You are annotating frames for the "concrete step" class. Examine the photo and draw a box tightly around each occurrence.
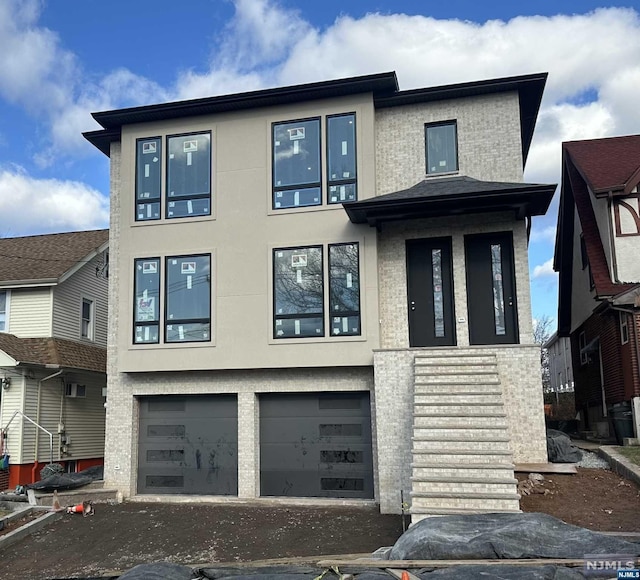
[413,405,506,415]
[412,451,514,464]
[415,393,503,404]
[410,493,521,511]
[412,437,511,453]
[413,417,508,429]
[411,480,518,494]
[415,375,501,386]
[411,507,521,521]
[414,382,503,394]
[412,462,515,470]
[414,354,497,366]
[414,365,500,375]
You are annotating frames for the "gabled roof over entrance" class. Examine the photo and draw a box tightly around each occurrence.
[0,333,106,374]
[343,176,556,227]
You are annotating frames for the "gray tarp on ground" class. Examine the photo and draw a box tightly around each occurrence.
[547,429,583,463]
[119,562,197,580]
[415,564,587,579]
[26,465,104,491]
[388,512,640,560]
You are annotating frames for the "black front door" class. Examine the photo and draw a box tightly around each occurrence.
[406,237,456,347]
[465,231,519,345]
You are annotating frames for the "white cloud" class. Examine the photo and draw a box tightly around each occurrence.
[0,165,109,235]
[530,224,557,244]
[532,258,557,279]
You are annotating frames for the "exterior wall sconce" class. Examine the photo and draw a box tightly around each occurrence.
[1,377,11,390]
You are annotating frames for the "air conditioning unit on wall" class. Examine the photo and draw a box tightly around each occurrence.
[65,383,86,398]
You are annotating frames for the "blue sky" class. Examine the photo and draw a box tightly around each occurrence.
[1,0,640,329]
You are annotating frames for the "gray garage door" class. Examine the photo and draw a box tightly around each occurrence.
[138,395,238,495]
[260,392,374,499]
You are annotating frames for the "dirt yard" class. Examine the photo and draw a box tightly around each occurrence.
[0,467,638,579]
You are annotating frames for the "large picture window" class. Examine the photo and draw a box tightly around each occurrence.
[135,132,212,222]
[426,121,458,175]
[167,133,212,218]
[132,255,211,345]
[165,255,211,342]
[272,113,358,209]
[272,119,321,209]
[273,243,361,339]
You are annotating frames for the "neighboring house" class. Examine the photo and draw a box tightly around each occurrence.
[0,230,109,489]
[554,135,640,443]
[84,71,554,520]
[543,333,574,394]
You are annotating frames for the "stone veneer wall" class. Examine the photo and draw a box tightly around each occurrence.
[103,365,375,498]
[374,346,548,514]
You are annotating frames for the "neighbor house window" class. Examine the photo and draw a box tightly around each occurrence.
[135,132,211,222]
[579,331,587,365]
[273,243,361,339]
[426,121,458,175]
[620,312,629,345]
[134,258,160,344]
[81,298,94,340]
[327,114,357,204]
[0,290,7,332]
[165,255,211,342]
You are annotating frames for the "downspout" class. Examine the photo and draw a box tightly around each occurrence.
[32,368,63,482]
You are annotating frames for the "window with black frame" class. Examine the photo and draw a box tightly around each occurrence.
[135,137,162,221]
[425,121,458,175]
[166,133,211,218]
[165,255,211,342]
[327,114,357,204]
[272,119,321,209]
[273,246,324,338]
[328,243,360,336]
[134,258,160,344]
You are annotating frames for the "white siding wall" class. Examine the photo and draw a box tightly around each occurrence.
[571,214,597,332]
[21,376,41,463]
[0,373,26,464]
[612,195,640,283]
[52,255,109,347]
[7,288,52,337]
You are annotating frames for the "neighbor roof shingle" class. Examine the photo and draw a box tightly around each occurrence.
[564,135,640,194]
[0,333,106,374]
[0,229,108,285]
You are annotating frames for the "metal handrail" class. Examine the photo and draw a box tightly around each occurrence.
[2,410,54,466]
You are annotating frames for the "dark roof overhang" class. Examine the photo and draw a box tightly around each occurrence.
[343,176,556,227]
[374,72,547,167]
[83,72,399,156]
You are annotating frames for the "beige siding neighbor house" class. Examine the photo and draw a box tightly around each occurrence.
[0,230,109,489]
[84,72,555,520]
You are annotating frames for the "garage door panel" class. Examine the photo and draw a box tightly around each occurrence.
[260,392,374,499]
[138,395,238,495]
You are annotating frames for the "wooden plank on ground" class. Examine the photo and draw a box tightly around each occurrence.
[317,558,640,569]
[514,463,577,474]
[386,568,422,579]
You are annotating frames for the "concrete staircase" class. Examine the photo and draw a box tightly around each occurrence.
[410,351,521,522]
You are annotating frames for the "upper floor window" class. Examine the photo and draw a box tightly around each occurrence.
[133,254,211,344]
[81,298,94,340]
[620,312,629,345]
[272,113,357,210]
[135,132,211,222]
[0,290,7,332]
[273,242,360,339]
[425,121,458,175]
[578,331,587,365]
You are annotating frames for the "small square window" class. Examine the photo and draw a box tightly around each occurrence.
[426,121,458,175]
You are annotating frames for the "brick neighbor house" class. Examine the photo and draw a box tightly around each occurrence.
[84,71,555,520]
[554,135,640,443]
[0,230,109,489]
